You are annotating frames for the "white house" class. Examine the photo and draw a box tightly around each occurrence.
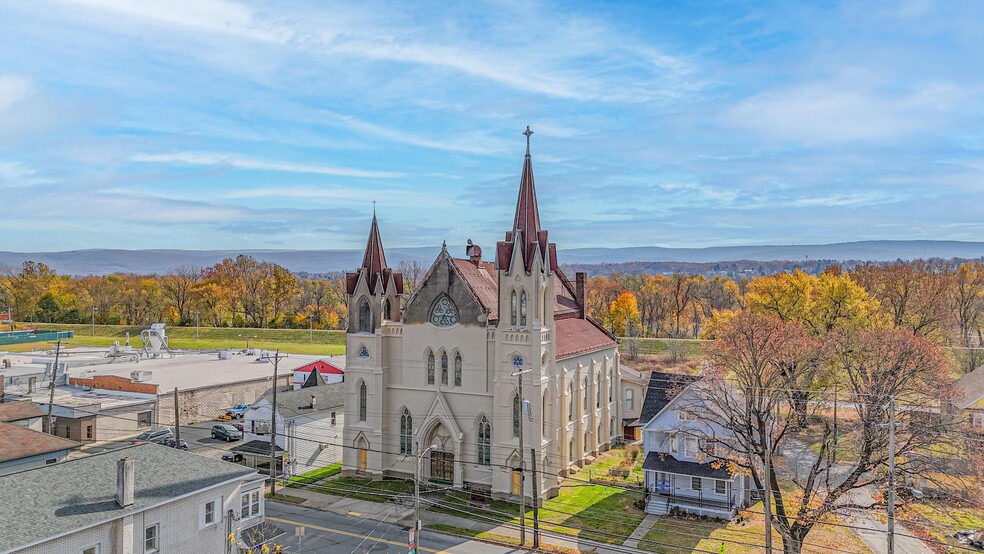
[640,371,749,519]
[243,369,345,477]
[342,133,621,502]
[0,443,266,554]
[0,421,78,475]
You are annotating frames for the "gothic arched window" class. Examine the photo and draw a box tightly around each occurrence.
[383,298,392,320]
[583,377,589,410]
[427,351,435,385]
[430,296,458,327]
[520,290,527,326]
[477,416,491,466]
[513,394,521,437]
[358,297,371,333]
[542,392,548,435]
[596,378,601,408]
[510,291,517,326]
[359,381,367,422]
[400,408,413,455]
[454,353,462,387]
[568,383,574,421]
[440,352,449,385]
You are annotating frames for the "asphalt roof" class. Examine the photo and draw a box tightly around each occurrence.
[638,371,700,426]
[260,380,345,420]
[0,400,44,422]
[642,452,732,480]
[0,422,78,463]
[0,443,256,553]
[954,363,984,409]
[232,440,287,456]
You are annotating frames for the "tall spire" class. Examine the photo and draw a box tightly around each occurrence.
[513,126,541,243]
[361,211,387,278]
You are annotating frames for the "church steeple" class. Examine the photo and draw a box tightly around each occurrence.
[361,210,387,277]
[496,126,557,274]
[513,126,541,245]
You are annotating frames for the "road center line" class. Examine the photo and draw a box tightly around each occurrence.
[265,515,452,554]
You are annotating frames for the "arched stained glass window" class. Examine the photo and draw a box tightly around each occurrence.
[430,296,458,327]
[400,409,413,455]
[427,351,435,385]
[383,298,392,320]
[359,381,367,422]
[568,383,574,421]
[583,377,589,410]
[358,298,371,333]
[441,352,449,385]
[510,291,517,326]
[454,353,462,387]
[542,392,548,435]
[478,416,491,466]
[519,290,527,326]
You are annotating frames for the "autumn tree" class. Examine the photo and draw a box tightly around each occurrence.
[696,310,954,554]
[950,261,984,372]
[851,259,952,338]
[609,291,641,337]
[160,266,201,323]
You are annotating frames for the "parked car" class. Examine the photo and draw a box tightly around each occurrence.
[233,421,244,432]
[226,404,250,419]
[134,428,173,444]
[211,423,243,442]
[221,451,244,463]
[163,438,189,450]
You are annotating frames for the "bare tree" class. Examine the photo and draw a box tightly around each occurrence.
[160,266,201,323]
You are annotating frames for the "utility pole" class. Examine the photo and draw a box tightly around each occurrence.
[270,350,281,496]
[832,384,839,466]
[764,426,773,553]
[531,447,540,548]
[173,387,180,444]
[195,311,200,341]
[887,396,897,554]
[46,340,62,434]
[414,442,437,554]
[513,367,532,547]
[309,318,313,342]
[91,307,97,336]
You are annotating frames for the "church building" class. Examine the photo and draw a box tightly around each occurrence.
[341,129,620,502]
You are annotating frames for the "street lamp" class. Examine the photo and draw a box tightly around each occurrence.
[414,442,439,551]
[91,307,98,337]
[237,334,257,350]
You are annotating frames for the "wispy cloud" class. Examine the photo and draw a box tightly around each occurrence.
[131,152,404,179]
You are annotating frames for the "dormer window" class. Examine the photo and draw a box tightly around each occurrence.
[430,295,458,327]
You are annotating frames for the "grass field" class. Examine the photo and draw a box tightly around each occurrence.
[4,323,346,355]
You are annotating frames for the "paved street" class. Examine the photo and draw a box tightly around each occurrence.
[76,420,242,460]
[265,502,529,554]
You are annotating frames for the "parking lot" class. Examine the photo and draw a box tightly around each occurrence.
[75,419,246,461]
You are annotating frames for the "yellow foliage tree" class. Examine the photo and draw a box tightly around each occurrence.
[609,291,641,336]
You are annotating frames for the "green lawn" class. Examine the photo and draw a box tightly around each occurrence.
[425,524,587,554]
[301,476,413,503]
[287,462,342,486]
[908,501,984,551]
[6,323,345,355]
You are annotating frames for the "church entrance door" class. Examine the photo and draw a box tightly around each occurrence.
[430,451,454,483]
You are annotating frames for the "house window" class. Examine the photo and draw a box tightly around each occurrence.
[513,395,522,437]
[691,477,702,491]
[144,524,158,553]
[358,298,371,333]
[46,458,57,464]
[240,490,261,519]
[331,412,336,425]
[86,425,93,440]
[137,411,152,427]
[519,290,527,326]
[441,352,449,385]
[973,412,984,428]
[670,434,678,454]
[202,499,218,526]
[400,409,413,455]
[82,546,100,554]
[65,427,71,439]
[715,480,727,495]
[252,420,271,434]
[684,437,699,458]
[427,351,435,385]
[625,389,634,411]
[359,382,367,422]
[478,416,491,466]
[454,353,462,387]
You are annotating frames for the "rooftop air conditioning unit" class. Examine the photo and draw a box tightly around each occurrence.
[130,370,153,382]
[218,351,230,360]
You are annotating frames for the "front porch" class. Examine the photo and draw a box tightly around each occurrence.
[642,452,744,520]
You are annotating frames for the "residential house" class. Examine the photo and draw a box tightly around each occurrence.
[0,400,45,431]
[242,369,345,477]
[953,363,984,431]
[0,422,78,474]
[619,365,647,441]
[640,371,748,519]
[0,443,266,554]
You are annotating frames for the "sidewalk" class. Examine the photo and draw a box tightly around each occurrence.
[277,484,631,553]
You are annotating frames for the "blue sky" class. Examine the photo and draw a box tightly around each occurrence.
[1,0,982,252]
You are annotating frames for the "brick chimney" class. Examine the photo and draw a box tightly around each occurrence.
[466,240,483,266]
[116,456,134,508]
[575,272,587,318]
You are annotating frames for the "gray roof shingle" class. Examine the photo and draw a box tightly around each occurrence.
[642,452,732,480]
[0,443,257,553]
[262,381,345,420]
[639,371,699,426]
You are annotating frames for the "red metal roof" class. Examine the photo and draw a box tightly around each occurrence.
[294,360,344,375]
[346,215,403,296]
[555,317,618,360]
[452,258,499,322]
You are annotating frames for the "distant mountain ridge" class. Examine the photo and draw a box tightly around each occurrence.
[1,240,982,276]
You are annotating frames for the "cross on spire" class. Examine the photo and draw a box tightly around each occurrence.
[523,126,533,156]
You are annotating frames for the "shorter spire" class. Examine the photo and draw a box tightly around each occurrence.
[361,212,387,276]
